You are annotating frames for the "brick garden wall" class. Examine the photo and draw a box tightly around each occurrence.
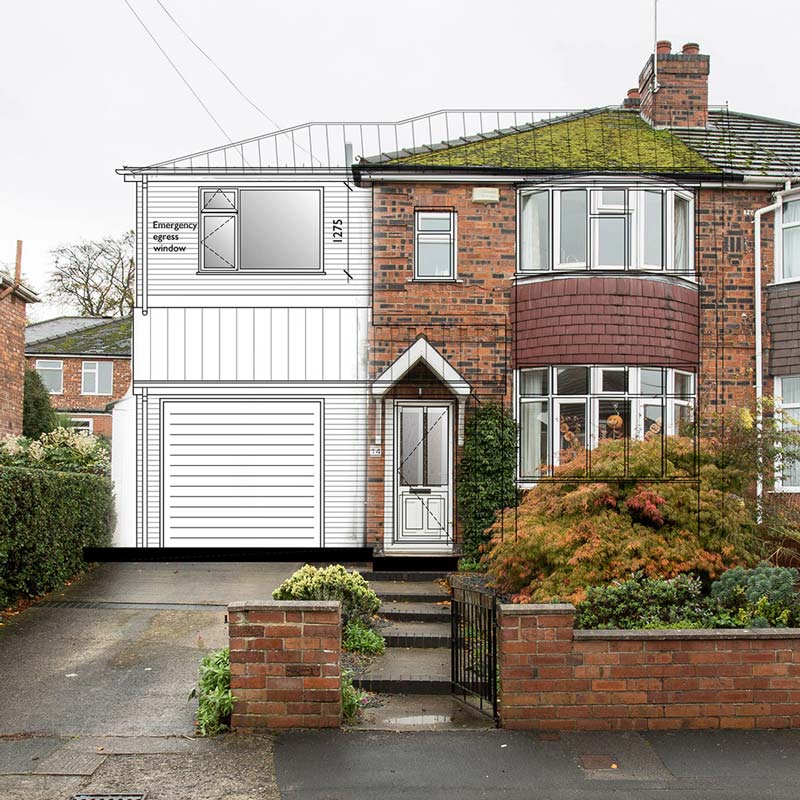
[229,600,342,731]
[500,603,800,731]
[0,293,28,436]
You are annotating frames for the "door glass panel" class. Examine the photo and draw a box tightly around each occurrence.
[399,407,423,486]
[521,400,549,478]
[426,408,449,486]
[558,402,586,465]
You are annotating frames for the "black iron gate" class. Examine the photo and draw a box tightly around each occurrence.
[450,580,499,722]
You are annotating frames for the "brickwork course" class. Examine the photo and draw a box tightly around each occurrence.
[229,601,342,731]
[499,604,800,732]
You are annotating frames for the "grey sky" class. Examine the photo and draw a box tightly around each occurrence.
[2,0,797,320]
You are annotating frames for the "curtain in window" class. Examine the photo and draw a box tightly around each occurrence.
[674,197,689,271]
[520,192,549,270]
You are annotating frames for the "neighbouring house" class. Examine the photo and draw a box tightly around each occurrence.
[26,316,132,437]
[118,39,800,553]
[0,254,39,436]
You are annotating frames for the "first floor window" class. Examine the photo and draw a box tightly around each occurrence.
[517,365,696,479]
[35,360,63,394]
[779,376,800,490]
[780,199,800,281]
[415,210,456,279]
[82,361,113,395]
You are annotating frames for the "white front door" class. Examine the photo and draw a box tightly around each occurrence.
[394,402,453,548]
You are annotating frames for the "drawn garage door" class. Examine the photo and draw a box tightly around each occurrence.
[163,400,322,547]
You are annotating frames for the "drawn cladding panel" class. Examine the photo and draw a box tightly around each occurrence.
[142,175,371,307]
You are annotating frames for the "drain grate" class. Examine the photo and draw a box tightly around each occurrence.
[71,794,147,800]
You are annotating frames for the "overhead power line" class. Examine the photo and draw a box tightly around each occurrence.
[122,0,233,144]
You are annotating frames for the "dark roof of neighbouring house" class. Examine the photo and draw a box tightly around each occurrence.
[25,316,132,357]
[26,316,111,346]
[360,109,722,175]
[670,110,800,179]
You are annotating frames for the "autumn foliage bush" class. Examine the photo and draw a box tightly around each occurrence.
[483,435,762,603]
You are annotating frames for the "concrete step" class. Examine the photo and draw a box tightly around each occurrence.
[350,646,451,695]
[373,580,448,604]
[359,570,451,582]
[379,600,450,624]
[381,620,451,649]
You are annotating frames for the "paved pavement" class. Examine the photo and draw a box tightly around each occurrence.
[274,728,800,800]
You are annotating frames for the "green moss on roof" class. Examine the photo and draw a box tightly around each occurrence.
[388,110,721,173]
[28,317,131,356]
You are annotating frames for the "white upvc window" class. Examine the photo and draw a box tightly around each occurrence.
[777,376,800,491]
[414,210,457,280]
[70,418,94,434]
[518,184,694,275]
[35,359,63,394]
[778,198,800,282]
[81,361,113,396]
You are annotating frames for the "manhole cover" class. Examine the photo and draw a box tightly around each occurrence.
[578,754,619,770]
[71,794,147,800]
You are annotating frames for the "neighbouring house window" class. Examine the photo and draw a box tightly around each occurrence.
[780,198,800,281]
[70,418,93,434]
[517,365,696,479]
[35,359,63,394]
[199,187,323,272]
[82,361,113,395]
[414,211,456,280]
[519,185,693,274]
[778,376,800,490]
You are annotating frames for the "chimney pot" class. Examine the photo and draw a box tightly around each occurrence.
[656,40,672,55]
[682,42,700,55]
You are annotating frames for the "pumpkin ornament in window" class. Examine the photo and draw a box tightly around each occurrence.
[605,407,624,440]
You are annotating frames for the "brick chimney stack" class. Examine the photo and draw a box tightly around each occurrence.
[637,41,710,128]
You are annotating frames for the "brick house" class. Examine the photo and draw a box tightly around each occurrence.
[0,257,39,436]
[26,316,132,438]
[119,39,800,553]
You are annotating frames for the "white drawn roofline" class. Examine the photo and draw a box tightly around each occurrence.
[371,337,471,397]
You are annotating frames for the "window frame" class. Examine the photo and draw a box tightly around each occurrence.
[777,197,800,284]
[70,418,94,434]
[517,184,695,276]
[35,359,63,395]
[81,360,114,396]
[775,375,800,492]
[198,186,325,274]
[413,209,457,281]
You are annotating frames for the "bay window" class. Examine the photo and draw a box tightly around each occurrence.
[519,185,693,274]
[779,198,800,281]
[517,365,696,480]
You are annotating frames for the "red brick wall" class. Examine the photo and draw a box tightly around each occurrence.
[0,293,28,436]
[500,604,800,731]
[514,275,699,367]
[229,601,342,731]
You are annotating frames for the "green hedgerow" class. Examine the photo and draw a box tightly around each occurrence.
[272,564,380,626]
[188,647,234,736]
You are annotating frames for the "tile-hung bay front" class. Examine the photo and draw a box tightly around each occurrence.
[118,133,372,549]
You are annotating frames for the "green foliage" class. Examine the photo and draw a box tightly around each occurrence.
[457,402,519,559]
[22,369,58,439]
[575,574,711,630]
[188,647,234,736]
[457,556,483,573]
[484,436,760,603]
[1,427,110,476]
[341,670,365,724]
[272,564,380,626]
[343,620,386,655]
[0,466,114,607]
[709,564,800,628]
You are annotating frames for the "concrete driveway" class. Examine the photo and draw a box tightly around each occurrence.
[0,562,300,737]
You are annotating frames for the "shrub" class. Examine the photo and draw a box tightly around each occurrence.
[483,436,760,603]
[575,574,710,630]
[343,620,385,655]
[341,670,365,724]
[0,466,114,607]
[188,647,233,736]
[22,369,58,439]
[457,556,483,573]
[709,564,800,627]
[456,402,519,559]
[272,564,380,626]
[1,427,110,476]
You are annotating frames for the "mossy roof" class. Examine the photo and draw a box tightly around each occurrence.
[26,316,131,357]
[374,109,721,173]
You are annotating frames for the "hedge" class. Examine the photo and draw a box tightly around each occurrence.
[0,466,114,607]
